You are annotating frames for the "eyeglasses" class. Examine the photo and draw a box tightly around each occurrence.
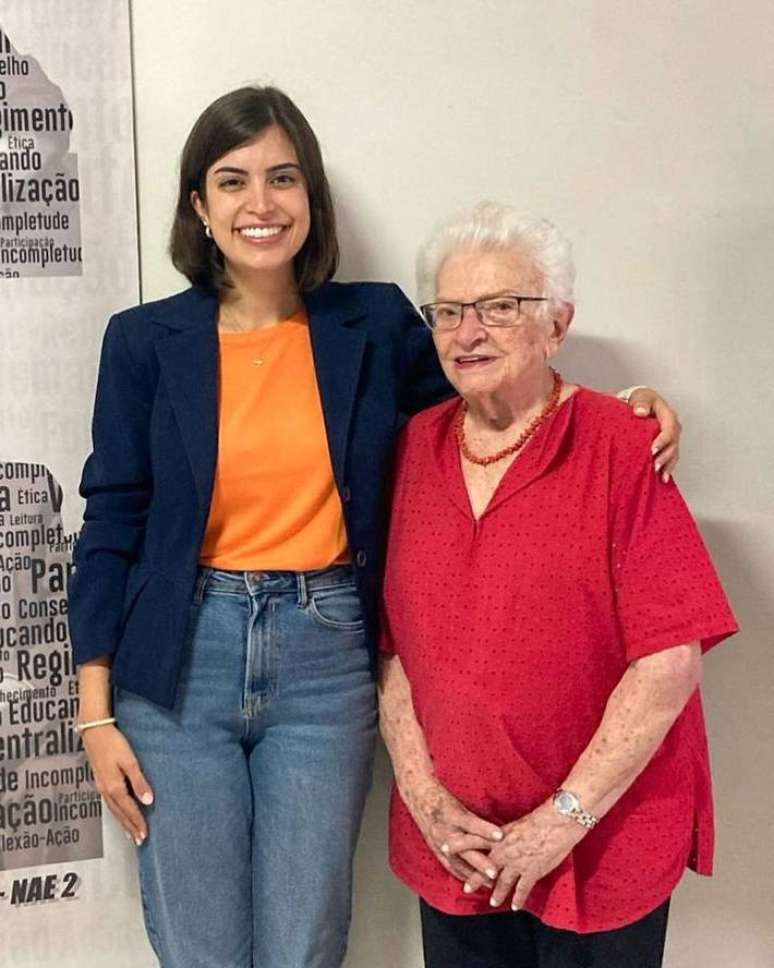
[420,291,548,331]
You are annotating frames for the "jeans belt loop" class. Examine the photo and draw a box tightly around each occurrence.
[296,571,309,608]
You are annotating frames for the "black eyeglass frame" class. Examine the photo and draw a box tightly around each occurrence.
[419,291,549,331]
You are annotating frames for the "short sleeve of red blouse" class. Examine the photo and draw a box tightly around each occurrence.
[611,419,738,660]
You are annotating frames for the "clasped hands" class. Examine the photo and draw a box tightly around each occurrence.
[408,780,586,911]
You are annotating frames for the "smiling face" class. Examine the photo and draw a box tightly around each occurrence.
[190,124,311,288]
[432,246,572,404]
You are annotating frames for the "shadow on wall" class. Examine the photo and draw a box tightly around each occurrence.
[666,517,774,967]
[345,744,418,968]
[559,333,660,395]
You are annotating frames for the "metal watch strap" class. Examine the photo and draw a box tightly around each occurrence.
[553,789,599,829]
[568,804,598,829]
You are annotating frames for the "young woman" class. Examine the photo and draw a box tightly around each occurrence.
[68,87,680,968]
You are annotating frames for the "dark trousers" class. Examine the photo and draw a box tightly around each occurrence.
[420,898,670,968]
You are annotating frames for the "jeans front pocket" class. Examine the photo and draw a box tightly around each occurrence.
[306,582,366,632]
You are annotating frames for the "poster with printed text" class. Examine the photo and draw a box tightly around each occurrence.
[0,3,150,965]
[0,24,82,277]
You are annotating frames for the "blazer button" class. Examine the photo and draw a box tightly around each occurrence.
[355,549,367,568]
[341,485,352,503]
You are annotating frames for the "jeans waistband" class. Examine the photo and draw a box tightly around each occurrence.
[193,564,357,605]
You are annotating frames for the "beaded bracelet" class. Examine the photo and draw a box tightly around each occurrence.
[76,717,116,733]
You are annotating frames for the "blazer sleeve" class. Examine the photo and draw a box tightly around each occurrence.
[67,312,154,664]
[391,284,454,416]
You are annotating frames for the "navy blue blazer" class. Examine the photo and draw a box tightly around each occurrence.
[68,282,452,708]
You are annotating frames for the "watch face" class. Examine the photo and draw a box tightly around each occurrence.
[555,791,578,814]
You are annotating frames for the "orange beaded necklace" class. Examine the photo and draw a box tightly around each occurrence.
[455,368,564,467]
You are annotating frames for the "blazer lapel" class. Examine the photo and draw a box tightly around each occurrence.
[154,291,219,511]
[150,284,367,510]
[306,286,366,489]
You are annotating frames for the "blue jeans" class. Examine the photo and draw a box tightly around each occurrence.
[115,566,377,968]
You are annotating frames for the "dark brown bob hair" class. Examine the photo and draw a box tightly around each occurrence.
[169,86,339,294]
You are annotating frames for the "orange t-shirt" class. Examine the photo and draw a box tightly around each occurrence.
[199,311,349,571]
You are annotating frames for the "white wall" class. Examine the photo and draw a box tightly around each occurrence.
[130,2,774,966]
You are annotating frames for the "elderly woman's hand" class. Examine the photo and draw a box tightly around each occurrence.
[463,801,586,910]
[406,778,504,884]
[625,387,682,483]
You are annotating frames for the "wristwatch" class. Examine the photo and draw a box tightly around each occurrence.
[552,789,599,829]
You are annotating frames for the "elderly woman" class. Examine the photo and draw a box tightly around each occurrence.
[378,204,737,968]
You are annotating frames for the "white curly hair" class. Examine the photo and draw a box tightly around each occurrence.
[416,201,576,314]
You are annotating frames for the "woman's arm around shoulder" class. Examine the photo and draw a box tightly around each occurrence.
[616,385,681,481]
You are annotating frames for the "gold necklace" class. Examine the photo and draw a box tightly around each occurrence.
[455,369,563,466]
[220,302,301,369]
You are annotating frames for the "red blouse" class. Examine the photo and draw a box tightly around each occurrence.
[381,388,738,933]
